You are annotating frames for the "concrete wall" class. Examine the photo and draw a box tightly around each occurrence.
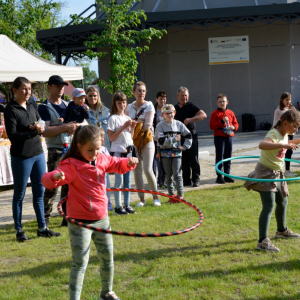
[98,21,299,133]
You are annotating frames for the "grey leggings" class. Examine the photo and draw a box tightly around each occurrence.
[68,216,114,300]
[162,157,183,197]
[258,184,287,240]
[134,141,158,198]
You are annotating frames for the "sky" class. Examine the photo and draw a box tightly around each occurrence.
[62,0,98,75]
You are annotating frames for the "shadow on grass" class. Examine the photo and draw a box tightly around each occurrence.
[0,258,73,279]
[183,259,300,279]
[112,238,258,263]
[0,237,257,279]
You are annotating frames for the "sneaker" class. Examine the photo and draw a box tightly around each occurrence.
[37,228,61,238]
[168,195,180,204]
[285,170,296,177]
[183,182,191,187]
[153,199,161,206]
[256,237,279,252]
[275,227,300,239]
[224,176,235,183]
[16,230,29,242]
[192,181,200,187]
[114,207,129,215]
[99,291,120,300]
[124,205,136,214]
[216,175,225,184]
[135,201,145,207]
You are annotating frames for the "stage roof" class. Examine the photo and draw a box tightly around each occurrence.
[36,1,300,62]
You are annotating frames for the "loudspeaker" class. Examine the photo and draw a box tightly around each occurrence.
[242,114,256,132]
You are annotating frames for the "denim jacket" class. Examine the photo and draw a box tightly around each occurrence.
[87,106,111,151]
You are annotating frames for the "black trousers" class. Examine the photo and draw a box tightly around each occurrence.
[214,136,233,175]
[285,135,293,171]
[182,133,200,184]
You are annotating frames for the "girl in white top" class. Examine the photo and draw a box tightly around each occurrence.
[108,92,138,215]
[273,92,296,177]
[126,81,161,207]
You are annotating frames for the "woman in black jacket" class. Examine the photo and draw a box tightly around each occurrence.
[4,77,60,241]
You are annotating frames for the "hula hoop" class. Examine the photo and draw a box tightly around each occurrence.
[216,156,300,182]
[57,188,204,237]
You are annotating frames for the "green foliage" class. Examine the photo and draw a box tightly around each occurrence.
[0,0,66,59]
[70,62,98,89]
[72,0,166,96]
[1,181,300,299]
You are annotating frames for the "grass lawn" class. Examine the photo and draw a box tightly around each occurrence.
[1,180,300,300]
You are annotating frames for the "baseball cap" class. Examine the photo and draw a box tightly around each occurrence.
[48,75,68,86]
[72,88,87,98]
[161,104,175,113]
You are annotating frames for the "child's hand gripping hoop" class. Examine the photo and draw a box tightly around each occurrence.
[57,189,204,237]
[216,156,300,182]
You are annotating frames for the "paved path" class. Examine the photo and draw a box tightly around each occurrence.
[1,130,300,227]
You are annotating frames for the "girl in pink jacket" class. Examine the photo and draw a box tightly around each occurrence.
[42,124,138,300]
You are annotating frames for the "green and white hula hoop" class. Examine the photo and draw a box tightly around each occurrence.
[215,156,300,182]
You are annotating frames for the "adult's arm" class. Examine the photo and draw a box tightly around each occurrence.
[184,110,207,126]
[4,107,39,142]
[42,121,77,138]
[143,111,154,131]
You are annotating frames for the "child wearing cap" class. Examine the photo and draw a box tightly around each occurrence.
[155,104,192,202]
[61,88,89,123]
[58,88,89,152]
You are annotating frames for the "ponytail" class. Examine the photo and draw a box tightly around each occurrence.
[61,125,102,161]
[273,109,300,129]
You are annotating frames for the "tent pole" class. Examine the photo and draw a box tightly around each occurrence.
[42,82,45,102]
[81,79,85,90]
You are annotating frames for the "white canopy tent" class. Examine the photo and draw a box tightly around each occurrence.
[0,34,83,82]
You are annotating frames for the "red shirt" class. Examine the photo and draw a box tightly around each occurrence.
[209,108,239,137]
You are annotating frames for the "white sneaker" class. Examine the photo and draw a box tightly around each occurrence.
[153,199,161,206]
[135,201,145,207]
[285,170,296,177]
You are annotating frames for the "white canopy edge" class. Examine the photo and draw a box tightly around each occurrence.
[0,34,83,82]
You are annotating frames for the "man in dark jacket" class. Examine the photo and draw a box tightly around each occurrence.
[174,87,207,187]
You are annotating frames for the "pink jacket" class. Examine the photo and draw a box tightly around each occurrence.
[41,154,135,220]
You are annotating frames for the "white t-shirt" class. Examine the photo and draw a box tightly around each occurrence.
[126,101,155,133]
[108,114,133,153]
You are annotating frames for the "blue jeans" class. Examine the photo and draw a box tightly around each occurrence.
[114,171,132,207]
[214,136,233,175]
[11,153,46,230]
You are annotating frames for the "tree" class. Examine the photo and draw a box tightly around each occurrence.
[0,0,66,60]
[72,0,166,96]
[70,62,98,89]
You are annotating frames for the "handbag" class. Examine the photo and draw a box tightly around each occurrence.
[260,120,272,130]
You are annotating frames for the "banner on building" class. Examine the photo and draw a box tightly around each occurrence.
[208,36,249,65]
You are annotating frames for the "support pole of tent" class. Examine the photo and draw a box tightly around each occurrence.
[42,82,45,102]
[81,80,85,90]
